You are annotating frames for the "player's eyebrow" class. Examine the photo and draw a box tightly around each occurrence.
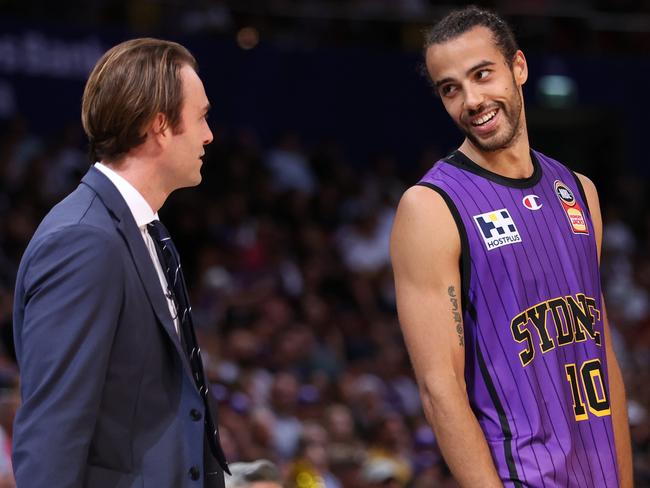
[434,60,496,89]
[202,103,211,115]
[467,60,495,75]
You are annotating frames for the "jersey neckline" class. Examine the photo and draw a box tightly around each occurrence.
[443,149,542,189]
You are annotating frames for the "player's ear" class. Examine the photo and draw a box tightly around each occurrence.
[512,50,528,85]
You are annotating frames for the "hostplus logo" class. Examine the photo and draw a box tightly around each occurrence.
[473,208,522,250]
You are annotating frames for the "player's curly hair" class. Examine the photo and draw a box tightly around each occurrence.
[424,5,519,66]
[81,38,197,163]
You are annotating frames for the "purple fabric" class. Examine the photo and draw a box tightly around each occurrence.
[419,150,619,487]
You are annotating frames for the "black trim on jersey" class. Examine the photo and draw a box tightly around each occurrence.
[418,180,524,486]
[443,150,542,189]
[472,301,523,487]
[416,182,471,313]
[570,171,591,214]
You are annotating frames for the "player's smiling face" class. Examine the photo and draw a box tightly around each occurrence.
[426,26,528,153]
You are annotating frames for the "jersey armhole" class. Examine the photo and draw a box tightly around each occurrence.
[570,171,590,214]
[415,182,472,315]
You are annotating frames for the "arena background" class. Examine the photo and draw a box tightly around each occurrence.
[0,1,649,486]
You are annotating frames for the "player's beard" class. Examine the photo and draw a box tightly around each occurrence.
[460,78,524,153]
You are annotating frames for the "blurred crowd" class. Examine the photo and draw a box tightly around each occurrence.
[0,113,649,487]
[3,0,650,53]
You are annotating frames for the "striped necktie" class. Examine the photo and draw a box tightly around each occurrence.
[147,219,227,470]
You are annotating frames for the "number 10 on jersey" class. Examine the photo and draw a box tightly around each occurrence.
[565,359,611,421]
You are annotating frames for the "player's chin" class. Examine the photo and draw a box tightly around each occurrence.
[467,130,508,152]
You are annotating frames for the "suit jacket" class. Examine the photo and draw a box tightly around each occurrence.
[13,167,227,487]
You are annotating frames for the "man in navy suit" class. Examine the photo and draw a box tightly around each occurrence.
[12,38,229,487]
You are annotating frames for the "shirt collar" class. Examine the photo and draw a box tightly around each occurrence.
[95,162,158,228]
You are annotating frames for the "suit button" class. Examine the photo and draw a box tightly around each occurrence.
[189,466,200,481]
[190,409,202,421]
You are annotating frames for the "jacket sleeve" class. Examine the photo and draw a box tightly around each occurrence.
[13,224,124,488]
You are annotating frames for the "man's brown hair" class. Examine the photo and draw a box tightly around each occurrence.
[81,38,197,162]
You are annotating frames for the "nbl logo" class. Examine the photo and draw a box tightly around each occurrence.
[473,208,522,250]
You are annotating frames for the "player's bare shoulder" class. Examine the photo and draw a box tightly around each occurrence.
[574,172,603,254]
[575,172,598,199]
[390,184,461,271]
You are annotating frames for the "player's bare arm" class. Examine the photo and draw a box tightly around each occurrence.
[390,185,502,487]
[577,173,633,488]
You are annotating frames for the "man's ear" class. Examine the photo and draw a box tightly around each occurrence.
[148,112,171,147]
[512,50,528,86]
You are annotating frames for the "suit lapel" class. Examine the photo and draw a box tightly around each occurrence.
[80,167,194,380]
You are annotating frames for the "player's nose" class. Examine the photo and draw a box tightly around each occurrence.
[463,84,485,111]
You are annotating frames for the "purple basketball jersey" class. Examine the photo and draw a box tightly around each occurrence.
[419,150,619,487]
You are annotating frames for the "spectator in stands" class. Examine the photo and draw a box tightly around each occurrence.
[225,459,282,488]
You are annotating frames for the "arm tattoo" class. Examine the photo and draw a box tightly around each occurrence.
[448,286,464,347]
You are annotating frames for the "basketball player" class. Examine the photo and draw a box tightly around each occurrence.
[390,7,632,487]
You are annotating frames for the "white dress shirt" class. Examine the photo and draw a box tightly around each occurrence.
[95,162,180,335]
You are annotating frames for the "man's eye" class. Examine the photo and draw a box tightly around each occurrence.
[440,85,456,96]
[477,69,490,80]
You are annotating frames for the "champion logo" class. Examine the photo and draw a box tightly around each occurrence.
[522,195,542,210]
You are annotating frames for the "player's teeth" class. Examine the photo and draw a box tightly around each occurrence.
[473,110,497,126]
